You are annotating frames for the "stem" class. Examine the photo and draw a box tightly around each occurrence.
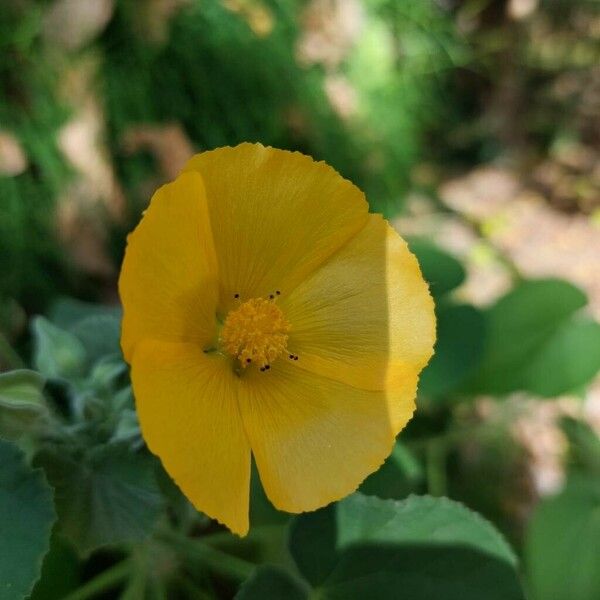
[160,530,254,581]
[148,578,168,600]
[429,195,522,283]
[201,524,281,546]
[176,575,214,600]
[407,418,496,452]
[119,566,146,600]
[63,560,130,600]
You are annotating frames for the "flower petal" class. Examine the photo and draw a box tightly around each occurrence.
[238,362,416,513]
[131,340,251,536]
[119,172,219,362]
[281,214,435,390]
[183,144,368,314]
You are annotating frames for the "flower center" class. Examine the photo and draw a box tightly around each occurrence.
[220,296,291,370]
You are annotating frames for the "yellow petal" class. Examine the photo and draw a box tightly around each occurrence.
[238,361,417,513]
[183,144,368,314]
[131,340,251,536]
[119,172,219,362]
[281,214,435,390]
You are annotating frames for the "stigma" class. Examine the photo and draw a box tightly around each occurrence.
[220,295,292,370]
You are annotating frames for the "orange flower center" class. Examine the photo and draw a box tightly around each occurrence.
[220,297,291,370]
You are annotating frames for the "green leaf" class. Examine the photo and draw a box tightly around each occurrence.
[469,279,589,394]
[420,303,486,398]
[89,354,128,393]
[31,317,87,380]
[29,535,81,600]
[360,441,423,499]
[110,409,142,448]
[70,315,122,365]
[0,439,56,600]
[526,478,600,600]
[48,297,122,331]
[34,444,163,556]
[408,239,465,297]
[250,463,290,527]
[561,417,600,478]
[519,319,600,397]
[224,465,291,567]
[488,279,586,336]
[235,566,307,600]
[289,494,523,600]
[0,370,48,440]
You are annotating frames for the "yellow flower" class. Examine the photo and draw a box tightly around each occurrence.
[119,143,435,536]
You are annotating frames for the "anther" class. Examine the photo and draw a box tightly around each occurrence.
[265,365,270,370]
[276,290,281,295]
[246,358,251,364]
[289,354,294,359]
[269,294,275,299]
[234,293,240,299]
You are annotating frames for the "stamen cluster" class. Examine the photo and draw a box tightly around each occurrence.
[221,296,291,370]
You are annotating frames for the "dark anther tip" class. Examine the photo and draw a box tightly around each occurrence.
[234,293,240,299]
[276,290,281,295]
[265,365,270,370]
[246,358,251,363]
[289,354,294,359]
[269,294,275,299]
[294,355,299,360]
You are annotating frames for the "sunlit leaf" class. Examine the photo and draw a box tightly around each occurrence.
[520,319,600,397]
[469,279,592,395]
[289,494,523,600]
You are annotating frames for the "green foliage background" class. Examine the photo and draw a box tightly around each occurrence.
[1,0,600,599]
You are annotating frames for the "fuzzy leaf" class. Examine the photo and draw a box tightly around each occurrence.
[70,315,122,365]
[0,370,47,440]
[0,439,55,600]
[32,317,87,380]
[34,444,162,556]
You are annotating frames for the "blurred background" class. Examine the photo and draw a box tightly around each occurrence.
[1,0,600,598]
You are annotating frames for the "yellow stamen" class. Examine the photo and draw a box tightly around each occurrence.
[220,297,290,369]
